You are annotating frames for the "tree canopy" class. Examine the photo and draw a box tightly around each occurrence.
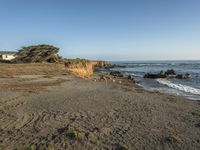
[13,44,60,63]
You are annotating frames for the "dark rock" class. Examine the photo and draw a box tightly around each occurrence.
[165,69,176,76]
[110,71,123,77]
[144,69,178,79]
[127,75,135,80]
[127,75,132,80]
[105,64,116,69]
[127,75,136,83]
[176,73,190,79]
[144,71,167,79]
[160,70,165,75]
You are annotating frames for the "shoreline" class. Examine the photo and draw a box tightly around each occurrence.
[99,69,200,101]
[101,61,200,101]
[0,66,200,149]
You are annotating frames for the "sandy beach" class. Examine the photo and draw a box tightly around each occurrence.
[1,0,200,149]
[0,64,199,150]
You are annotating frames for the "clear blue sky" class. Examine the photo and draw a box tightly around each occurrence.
[0,0,200,60]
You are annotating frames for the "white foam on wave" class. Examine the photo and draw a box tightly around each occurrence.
[156,79,200,95]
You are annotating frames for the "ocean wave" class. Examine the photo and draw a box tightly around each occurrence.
[126,63,171,67]
[156,79,200,95]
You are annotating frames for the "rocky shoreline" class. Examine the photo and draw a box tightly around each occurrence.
[144,69,190,79]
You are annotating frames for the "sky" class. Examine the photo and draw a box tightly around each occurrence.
[0,0,200,61]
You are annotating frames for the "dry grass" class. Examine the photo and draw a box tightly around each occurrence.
[0,62,94,92]
[0,63,69,92]
[0,61,94,79]
[0,63,66,77]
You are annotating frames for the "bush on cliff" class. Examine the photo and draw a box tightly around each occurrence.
[13,44,61,63]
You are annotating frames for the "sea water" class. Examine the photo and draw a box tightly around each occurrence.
[108,60,200,100]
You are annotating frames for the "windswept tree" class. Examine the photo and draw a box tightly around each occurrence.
[13,44,60,63]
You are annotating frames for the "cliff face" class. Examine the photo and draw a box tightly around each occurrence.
[64,60,113,78]
[65,61,94,78]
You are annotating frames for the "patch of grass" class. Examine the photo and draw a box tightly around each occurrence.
[192,112,200,117]
[66,125,82,141]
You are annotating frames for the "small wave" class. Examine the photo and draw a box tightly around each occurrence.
[156,79,200,95]
[130,73,143,77]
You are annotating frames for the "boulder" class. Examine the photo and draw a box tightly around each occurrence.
[127,75,136,83]
[127,75,132,80]
[127,75,135,80]
[110,71,123,77]
[165,69,176,76]
[176,73,190,79]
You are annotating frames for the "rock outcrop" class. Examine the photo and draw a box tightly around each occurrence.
[95,61,108,68]
[144,71,167,79]
[93,61,115,69]
[144,69,190,80]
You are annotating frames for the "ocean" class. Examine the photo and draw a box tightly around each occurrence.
[108,60,200,100]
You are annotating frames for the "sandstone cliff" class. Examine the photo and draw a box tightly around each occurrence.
[65,61,94,78]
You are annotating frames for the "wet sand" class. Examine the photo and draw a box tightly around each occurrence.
[0,73,200,150]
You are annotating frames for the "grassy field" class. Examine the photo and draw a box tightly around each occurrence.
[0,63,67,78]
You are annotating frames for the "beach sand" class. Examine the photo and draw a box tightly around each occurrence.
[0,70,200,149]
